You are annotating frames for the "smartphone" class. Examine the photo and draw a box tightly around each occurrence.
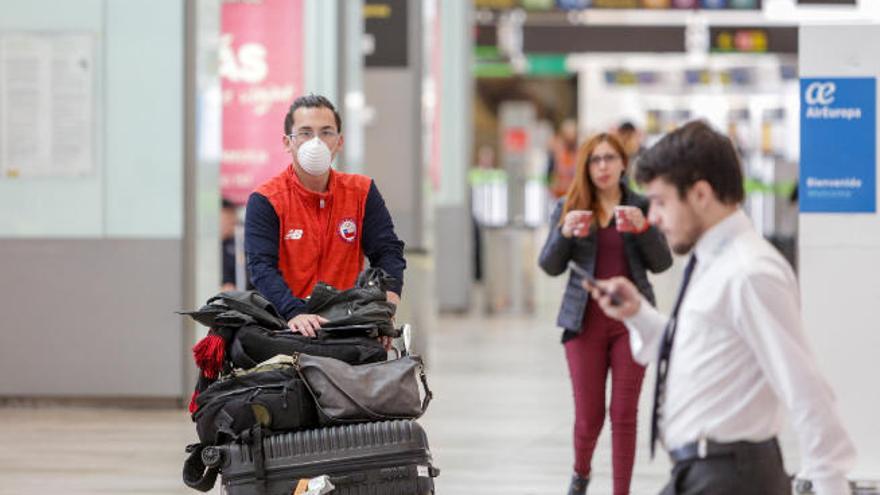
[568,261,621,306]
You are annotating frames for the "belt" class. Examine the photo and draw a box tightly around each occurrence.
[668,437,780,463]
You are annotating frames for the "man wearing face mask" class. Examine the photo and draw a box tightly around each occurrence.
[244,94,406,340]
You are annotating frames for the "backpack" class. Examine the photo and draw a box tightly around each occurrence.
[191,355,318,446]
[183,356,319,492]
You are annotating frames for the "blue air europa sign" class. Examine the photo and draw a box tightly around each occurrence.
[800,77,876,213]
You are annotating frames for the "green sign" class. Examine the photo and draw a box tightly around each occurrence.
[520,0,555,9]
[527,54,568,76]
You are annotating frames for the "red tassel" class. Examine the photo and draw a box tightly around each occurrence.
[188,390,199,414]
[193,332,225,379]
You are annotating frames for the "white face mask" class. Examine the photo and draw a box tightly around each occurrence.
[296,137,332,176]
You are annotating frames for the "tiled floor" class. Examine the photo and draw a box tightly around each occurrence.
[417,312,673,495]
[0,309,668,495]
[0,280,803,494]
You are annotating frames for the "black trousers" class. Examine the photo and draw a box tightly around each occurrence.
[659,439,791,495]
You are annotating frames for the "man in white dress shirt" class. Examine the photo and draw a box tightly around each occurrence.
[588,121,855,494]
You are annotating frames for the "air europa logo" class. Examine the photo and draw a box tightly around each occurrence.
[804,80,862,120]
[804,82,835,105]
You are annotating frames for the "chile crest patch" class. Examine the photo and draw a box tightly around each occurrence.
[337,218,357,243]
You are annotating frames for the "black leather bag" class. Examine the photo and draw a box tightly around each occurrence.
[180,290,289,330]
[228,325,387,369]
[305,267,399,338]
[191,356,318,446]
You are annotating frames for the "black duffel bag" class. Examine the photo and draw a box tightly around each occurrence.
[192,355,318,446]
[228,324,387,369]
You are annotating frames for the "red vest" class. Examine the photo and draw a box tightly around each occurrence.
[256,167,372,298]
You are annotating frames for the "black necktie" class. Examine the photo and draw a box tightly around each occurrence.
[650,254,698,458]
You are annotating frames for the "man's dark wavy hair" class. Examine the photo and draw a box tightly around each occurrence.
[635,120,744,205]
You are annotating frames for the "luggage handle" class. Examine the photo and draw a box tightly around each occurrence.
[401,323,412,356]
[292,353,432,422]
[388,323,412,359]
[329,472,368,486]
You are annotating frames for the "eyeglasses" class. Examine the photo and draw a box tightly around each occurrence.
[289,129,340,144]
[588,153,621,166]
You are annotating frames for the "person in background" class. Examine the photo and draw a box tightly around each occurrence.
[587,121,855,494]
[244,94,405,344]
[470,144,497,283]
[221,198,240,291]
[616,121,645,165]
[539,133,673,495]
[548,118,579,198]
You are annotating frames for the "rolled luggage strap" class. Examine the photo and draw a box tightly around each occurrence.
[182,443,219,492]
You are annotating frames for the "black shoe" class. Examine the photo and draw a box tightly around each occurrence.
[567,473,590,495]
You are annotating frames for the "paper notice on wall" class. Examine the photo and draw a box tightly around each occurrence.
[0,33,95,178]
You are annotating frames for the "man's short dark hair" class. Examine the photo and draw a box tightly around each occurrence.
[635,120,744,205]
[284,94,342,135]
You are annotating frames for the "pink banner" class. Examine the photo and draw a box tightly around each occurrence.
[220,0,302,205]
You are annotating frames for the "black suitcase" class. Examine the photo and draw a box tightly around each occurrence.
[201,420,439,495]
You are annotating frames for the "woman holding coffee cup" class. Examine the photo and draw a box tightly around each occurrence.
[539,133,672,495]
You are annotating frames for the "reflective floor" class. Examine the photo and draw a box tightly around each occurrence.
[0,278,802,495]
[0,314,664,495]
[417,312,672,495]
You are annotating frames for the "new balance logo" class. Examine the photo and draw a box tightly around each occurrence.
[284,229,303,240]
